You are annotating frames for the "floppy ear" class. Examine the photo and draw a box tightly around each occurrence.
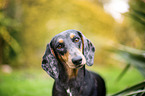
[78,31,95,66]
[41,44,59,79]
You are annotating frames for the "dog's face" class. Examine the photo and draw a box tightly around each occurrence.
[42,30,95,79]
[50,31,86,69]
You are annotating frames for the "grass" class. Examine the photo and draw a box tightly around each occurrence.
[0,66,144,96]
[87,66,144,95]
[0,69,54,96]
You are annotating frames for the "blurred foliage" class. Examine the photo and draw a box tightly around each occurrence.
[111,0,145,77]
[0,0,145,95]
[128,0,145,47]
[115,0,145,49]
[0,0,144,79]
[112,81,145,96]
[0,0,117,67]
[109,0,145,95]
[109,44,145,78]
[0,0,22,66]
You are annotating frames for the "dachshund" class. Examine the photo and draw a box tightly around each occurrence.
[42,30,106,96]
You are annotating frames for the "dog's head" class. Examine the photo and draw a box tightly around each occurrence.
[42,30,95,79]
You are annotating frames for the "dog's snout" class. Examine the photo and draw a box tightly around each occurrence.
[72,56,82,65]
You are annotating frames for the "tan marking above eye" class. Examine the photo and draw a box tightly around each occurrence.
[70,33,75,39]
[58,39,64,43]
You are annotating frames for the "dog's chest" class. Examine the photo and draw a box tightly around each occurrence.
[67,88,72,96]
[64,81,87,96]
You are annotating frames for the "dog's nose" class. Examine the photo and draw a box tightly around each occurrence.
[72,56,82,65]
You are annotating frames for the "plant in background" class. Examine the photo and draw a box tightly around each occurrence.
[0,0,22,66]
[110,0,145,95]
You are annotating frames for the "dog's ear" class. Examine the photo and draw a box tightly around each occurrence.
[42,44,59,79]
[78,31,95,66]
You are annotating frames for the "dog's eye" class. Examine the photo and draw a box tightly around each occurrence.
[57,45,62,49]
[57,44,63,49]
[74,38,79,42]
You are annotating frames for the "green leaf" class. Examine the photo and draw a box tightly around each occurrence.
[0,27,22,54]
[111,44,145,77]
[112,81,145,96]
[129,8,145,26]
[130,13,145,26]
[116,64,131,81]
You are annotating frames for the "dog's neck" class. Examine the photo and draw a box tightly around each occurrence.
[65,63,85,80]
[58,64,86,95]
[58,62,85,82]
[65,64,79,79]
[67,68,79,79]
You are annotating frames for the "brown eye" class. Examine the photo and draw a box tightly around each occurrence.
[74,38,79,42]
[57,44,62,49]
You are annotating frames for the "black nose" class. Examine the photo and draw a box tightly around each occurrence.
[72,56,82,65]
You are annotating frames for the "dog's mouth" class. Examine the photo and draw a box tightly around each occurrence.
[76,64,84,69]
[67,63,85,69]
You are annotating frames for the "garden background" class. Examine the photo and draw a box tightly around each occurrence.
[0,0,145,96]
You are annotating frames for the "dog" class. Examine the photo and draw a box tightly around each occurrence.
[42,30,106,96]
